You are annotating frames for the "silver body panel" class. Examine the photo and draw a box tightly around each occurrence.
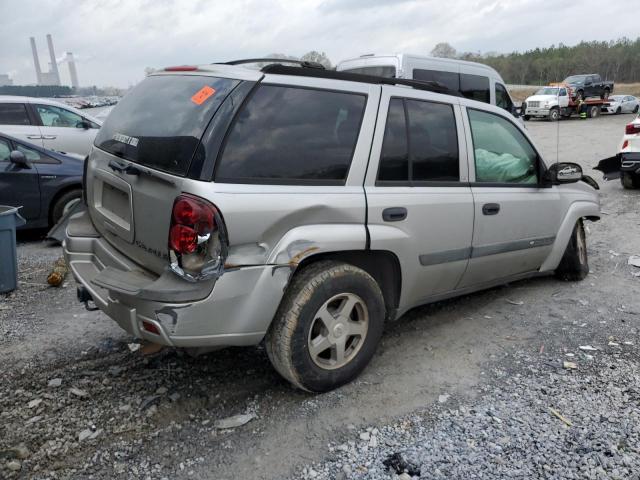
[64,66,601,347]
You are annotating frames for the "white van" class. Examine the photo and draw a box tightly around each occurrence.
[337,54,519,117]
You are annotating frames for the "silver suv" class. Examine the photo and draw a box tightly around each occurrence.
[64,60,601,392]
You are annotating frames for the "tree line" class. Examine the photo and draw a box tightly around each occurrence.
[432,38,640,85]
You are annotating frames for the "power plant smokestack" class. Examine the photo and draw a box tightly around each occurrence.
[46,34,60,85]
[30,37,43,84]
[66,52,79,88]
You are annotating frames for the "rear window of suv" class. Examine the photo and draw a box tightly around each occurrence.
[214,85,366,184]
[94,75,239,176]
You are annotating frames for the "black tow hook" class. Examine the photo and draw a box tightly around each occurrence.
[77,287,99,311]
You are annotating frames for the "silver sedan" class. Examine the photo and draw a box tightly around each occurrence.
[603,95,640,114]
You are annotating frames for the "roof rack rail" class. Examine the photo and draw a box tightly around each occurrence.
[221,58,325,70]
[259,64,459,97]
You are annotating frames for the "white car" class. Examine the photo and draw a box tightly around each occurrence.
[0,96,101,156]
[602,95,639,115]
[595,114,640,189]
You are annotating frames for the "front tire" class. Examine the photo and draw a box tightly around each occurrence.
[602,89,610,100]
[523,115,531,121]
[633,105,639,113]
[575,90,584,101]
[548,108,560,121]
[266,261,385,392]
[555,220,589,281]
[616,107,622,114]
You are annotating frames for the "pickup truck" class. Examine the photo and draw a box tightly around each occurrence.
[562,74,614,100]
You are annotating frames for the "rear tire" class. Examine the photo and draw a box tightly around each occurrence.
[266,261,385,393]
[51,189,82,226]
[621,172,640,190]
[555,220,589,281]
[587,105,600,118]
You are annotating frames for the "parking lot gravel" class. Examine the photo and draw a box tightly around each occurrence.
[1,113,639,479]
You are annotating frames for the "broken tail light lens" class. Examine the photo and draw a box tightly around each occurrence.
[168,194,228,282]
[625,123,640,135]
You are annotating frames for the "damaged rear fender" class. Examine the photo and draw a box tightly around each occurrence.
[266,223,368,267]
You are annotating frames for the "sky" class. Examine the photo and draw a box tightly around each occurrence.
[0,0,636,88]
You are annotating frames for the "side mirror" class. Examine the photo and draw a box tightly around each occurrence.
[10,150,32,169]
[77,120,91,129]
[547,162,583,184]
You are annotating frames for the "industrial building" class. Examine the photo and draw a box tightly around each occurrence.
[30,34,79,87]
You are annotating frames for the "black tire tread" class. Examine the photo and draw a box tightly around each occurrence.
[555,220,589,281]
[265,260,383,392]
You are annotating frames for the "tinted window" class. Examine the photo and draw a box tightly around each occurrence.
[0,139,10,161]
[35,104,84,127]
[0,103,31,126]
[495,83,513,110]
[460,74,490,103]
[341,66,396,78]
[17,143,43,162]
[413,69,460,91]
[378,99,408,181]
[215,85,365,184]
[95,75,239,176]
[378,98,458,183]
[468,109,538,184]
[406,100,458,181]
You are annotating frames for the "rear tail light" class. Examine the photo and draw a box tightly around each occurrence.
[622,140,629,150]
[168,194,228,282]
[625,123,640,135]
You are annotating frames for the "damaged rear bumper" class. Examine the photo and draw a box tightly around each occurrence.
[63,210,289,348]
[595,152,640,179]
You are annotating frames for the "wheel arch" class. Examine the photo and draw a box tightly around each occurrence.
[48,183,82,225]
[295,249,402,321]
[539,201,600,272]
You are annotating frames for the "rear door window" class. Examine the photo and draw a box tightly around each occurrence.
[377,98,459,184]
[460,73,490,103]
[215,85,366,184]
[94,75,240,176]
[413,69,460,91]
[0,103,31,125]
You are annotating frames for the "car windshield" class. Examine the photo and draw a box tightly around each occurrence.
[563,75,586,83]
[535,87,559,95]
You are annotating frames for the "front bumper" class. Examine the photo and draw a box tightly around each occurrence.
[525,107,551,117]
[63,210,289,347]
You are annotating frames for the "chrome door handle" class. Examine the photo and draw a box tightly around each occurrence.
[42,135,57,139]
[27,135,42,139]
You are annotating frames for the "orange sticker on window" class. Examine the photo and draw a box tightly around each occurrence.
[191,86,216,105]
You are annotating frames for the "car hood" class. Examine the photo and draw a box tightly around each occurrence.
[526,95,558,103]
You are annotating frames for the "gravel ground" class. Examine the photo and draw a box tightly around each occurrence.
[0,113,639,479]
